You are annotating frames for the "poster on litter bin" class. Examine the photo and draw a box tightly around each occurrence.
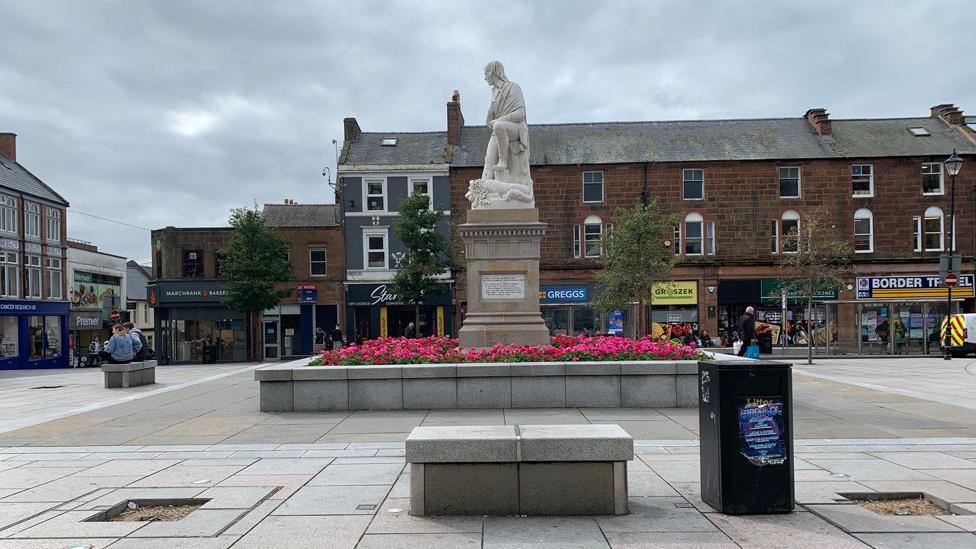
[737,397,787,466]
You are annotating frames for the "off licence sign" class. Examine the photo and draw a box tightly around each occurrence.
[856,274,975,299]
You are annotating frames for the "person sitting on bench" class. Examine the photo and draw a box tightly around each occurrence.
[99,324,139,364]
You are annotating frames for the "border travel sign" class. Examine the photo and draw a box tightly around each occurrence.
[856,274,975,299]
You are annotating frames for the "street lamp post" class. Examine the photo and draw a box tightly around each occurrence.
[943,149,964,360]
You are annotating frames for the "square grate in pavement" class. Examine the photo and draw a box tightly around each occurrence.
[84,499,210,522]
[837,492,973,516]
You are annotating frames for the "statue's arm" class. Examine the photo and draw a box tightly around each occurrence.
[493,107,525,125]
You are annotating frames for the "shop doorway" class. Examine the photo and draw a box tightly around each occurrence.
[263,319,279,360]
[281,315,301,357]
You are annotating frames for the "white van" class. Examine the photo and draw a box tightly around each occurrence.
[941,313,976,356]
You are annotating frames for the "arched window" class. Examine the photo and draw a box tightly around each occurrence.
[914,206,944,252]
[781,210,800,253]
[684,213,704,255]
[583,215,603,258]
[854,208,873,253]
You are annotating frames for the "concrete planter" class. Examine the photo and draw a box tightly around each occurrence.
[255,352,745,412]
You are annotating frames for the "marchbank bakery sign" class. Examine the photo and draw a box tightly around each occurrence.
[149,281,230,305]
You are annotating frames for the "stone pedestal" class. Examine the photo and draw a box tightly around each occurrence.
[458,208,550,348]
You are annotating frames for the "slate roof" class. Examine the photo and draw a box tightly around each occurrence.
[262,204,340,228]
[450,117,976,167]
[829,117,976,158]
[342,132,448,166]
[126,261,151,301]
[0,151,69,205]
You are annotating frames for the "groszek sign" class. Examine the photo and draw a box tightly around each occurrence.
[651,281,697,305]
[856,274,975,299]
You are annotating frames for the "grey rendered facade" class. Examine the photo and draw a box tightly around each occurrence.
[338,119,454,341]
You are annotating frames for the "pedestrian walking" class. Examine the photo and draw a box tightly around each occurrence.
[331,325,343,350]
[737,306,756,357]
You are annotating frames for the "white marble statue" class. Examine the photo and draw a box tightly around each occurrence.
[466,61,534,209]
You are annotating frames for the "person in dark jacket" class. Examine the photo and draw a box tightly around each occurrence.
[403,322,416,338]
[123,322,149,361]
[331,325,343,350]
[737,306,756,357]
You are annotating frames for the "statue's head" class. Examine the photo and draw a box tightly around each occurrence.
[483,60,508,86]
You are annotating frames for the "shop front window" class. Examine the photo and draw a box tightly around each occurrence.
[0,316,17,358]
[572,306,599,336]
[28,316,44,359]
[542,306,570,336]
[44,316,61,358]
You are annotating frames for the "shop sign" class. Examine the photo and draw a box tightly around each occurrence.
[760,279,838,305]
[0,300,69,315]
[346,283,451,307]
[651,281,697,305]
[856,274,975,299]
[298,285,317,304]
[539,285,589,303]
[70,312,103,330]
[71,271,122,311]
[149,281,230,305]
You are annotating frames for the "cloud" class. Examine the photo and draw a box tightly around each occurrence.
[0,0,972,262]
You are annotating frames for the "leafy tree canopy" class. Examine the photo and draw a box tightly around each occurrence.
[220,207,293,315]
[390,192,450,306]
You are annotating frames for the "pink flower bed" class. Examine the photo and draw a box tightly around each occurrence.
[310,334,708,366]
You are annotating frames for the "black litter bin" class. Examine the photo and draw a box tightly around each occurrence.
[698,359,794,514]
[757,332,773,354]
[202,343,215,364]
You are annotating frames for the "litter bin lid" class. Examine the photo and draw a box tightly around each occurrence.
[699,359,792,372]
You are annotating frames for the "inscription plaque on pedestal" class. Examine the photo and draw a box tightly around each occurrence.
[482,273,526,300]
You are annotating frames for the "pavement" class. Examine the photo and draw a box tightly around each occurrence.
[0,357,974,547]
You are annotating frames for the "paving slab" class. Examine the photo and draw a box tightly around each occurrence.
[596,497,717,533]
[105,537,241,549]
[366,497,483,534]
[858,480,976,503]
[198,485,276,508]
[604,532,740,549]
[10,509,148,538]
[0,540,119,549]
[811,459,935,481]
[706,511,871,548]
[805,503,963,533]
[872,451,976,469]
[129,463,247,487]
[273,484,390,515]
[356,533,483,548]
[484,516,609,548]
[237,457,334,475]
[853,532,976,548]
[1,475,143,503]
[308,462,403,486]
[232,515,371,549]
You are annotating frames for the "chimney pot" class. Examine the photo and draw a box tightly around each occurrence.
[343,118,362,143]
[447,91,464,146]
[931,103,963,125]
[804,108,831,136]
[0,133,16,161]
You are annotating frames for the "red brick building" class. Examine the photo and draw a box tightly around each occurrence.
[149,203,344,363]
[447,102,976,354]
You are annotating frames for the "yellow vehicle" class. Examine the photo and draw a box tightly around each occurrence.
[940,314,976,356]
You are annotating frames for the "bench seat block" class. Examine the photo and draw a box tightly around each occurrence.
[406,426,517,463]
[518,424,634,462]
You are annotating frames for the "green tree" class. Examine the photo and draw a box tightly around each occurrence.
[777,209,854,365]
[390,192,450,334]
[220,207,293,359]
[593,201,678,337]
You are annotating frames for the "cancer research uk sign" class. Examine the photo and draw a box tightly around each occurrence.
[856,274,975,300]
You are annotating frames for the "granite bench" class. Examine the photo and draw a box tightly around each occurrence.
[101,360,157,388]
[406,424,632,516]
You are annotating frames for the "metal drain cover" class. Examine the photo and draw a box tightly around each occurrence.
[356,504,377,511]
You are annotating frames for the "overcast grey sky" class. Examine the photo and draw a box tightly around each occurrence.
[1,1,972,262]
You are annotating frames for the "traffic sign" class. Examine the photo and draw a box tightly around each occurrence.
[110,310,120,321]
[945,273,959,287]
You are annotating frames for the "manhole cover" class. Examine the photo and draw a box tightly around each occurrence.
[356,504,377,511]
[30,385,65,390]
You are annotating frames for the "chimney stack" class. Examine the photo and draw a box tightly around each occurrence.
[447,90,464,146]
[0,133,15,161]
[931,103,964,126]
[804,108,832,137]
[343,118,362,143]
